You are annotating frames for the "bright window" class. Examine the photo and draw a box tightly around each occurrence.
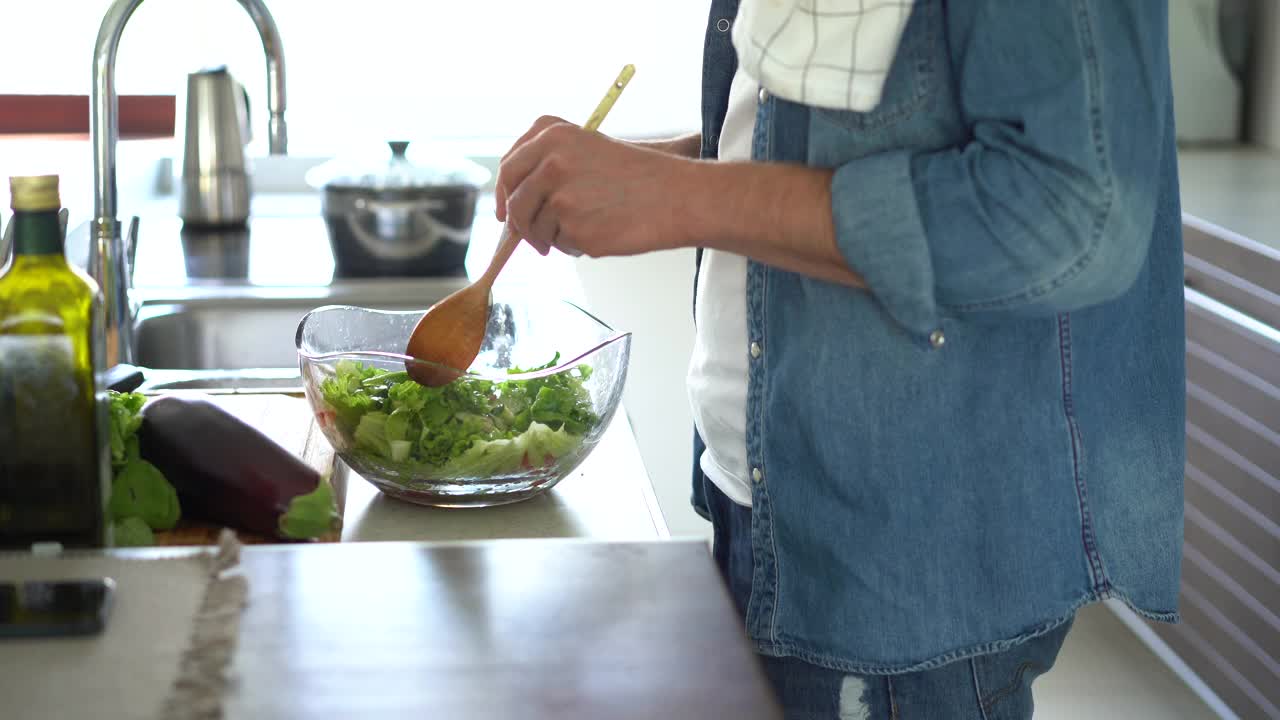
[0,0,708,154]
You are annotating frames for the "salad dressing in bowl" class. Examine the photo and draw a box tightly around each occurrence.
[296,298,630,507]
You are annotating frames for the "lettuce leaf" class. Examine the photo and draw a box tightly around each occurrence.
[107,390,146,469]
[112,516,155,547]
[322,357,600,478]
[319,359,384,433]
[106,391,182,540]
[278,480,340,540]
[353,411,392,458]
[109,457,180,530]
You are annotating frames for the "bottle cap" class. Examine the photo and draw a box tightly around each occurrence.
[10,175,61,212]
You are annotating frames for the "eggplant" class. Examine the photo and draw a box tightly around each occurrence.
[137,395,338,541]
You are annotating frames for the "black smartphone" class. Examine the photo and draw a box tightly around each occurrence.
[0,578,115,638]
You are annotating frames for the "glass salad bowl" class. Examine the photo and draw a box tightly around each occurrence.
[295,297,631,507]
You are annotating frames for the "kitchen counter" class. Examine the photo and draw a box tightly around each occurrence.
[3,537,781,719]
[143,391,666,545]
[219,538,780,719]
[118,199,670,544]
[1,141,756,718]
[2,136,670,545]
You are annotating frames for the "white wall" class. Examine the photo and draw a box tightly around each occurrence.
[573,249,710,539]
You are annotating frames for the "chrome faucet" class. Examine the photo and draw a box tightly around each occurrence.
[90,0,287,365]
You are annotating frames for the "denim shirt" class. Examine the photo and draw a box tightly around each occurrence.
[691,0,1185,674]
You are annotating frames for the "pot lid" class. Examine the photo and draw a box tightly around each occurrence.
[306,140,491,191]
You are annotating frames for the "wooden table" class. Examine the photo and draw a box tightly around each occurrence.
[222,538,782,719]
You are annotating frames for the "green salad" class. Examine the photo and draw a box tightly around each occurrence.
[318,354,600,477]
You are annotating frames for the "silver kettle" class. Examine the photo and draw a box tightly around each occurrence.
[180,66,252,227]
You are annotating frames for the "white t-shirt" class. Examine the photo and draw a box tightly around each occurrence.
[688,7,908,508]
[686,65,758,507]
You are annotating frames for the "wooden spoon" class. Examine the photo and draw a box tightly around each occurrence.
[403,64,637,386]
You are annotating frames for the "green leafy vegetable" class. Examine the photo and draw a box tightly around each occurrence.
[112,516,155,547]
[109,458,180,530]
[107,391,146,469]
[106,391,182,540]
[318,356,600,478]
[446,421,583,476]
[278,479,340,540]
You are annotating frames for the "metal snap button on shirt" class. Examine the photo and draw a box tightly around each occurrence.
[716,17,731,32]
[750,341,762,359]
[758,87,770,104]
[929,329,946,348]
[752,467,763,483]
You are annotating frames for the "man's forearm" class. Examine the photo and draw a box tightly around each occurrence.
[492,119,866,285]
[677,160,865,287]
[631,132,702,159]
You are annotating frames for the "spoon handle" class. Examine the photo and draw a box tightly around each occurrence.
[480,223,521,286]
[584,64,635,132]
[479,64,635,288]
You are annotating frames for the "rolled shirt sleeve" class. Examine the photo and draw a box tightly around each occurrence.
[830,0,1168,340]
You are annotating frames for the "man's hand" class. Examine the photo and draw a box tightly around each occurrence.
[495,116,695,257]
[496,116,865,288]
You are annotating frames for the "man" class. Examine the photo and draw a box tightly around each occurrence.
[494,1,1184,717]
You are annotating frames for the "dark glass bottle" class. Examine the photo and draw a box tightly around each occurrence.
[0,175,111,549]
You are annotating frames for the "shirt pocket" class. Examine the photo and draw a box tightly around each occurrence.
[811,0,939,133]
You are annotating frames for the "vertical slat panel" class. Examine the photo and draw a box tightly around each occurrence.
[1185,391,1280,482]
[1184,468,1280,560]
[1166,280,1280,720]
[1180,548,1280,665]
[1173,589,1280,713]
[1182,216,1280,330]
[1185,291,1280,387]
[1186,427,1280,534]
[1184,505,1280,607]
[1153,617,1279,720]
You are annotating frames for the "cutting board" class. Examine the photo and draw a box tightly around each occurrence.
[151,392,344,546]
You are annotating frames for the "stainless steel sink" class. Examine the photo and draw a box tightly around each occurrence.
[132,277,467,371]
[109,209,473,392]
[137,369,307,393]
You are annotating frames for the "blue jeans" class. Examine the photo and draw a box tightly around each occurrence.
[704,479,1074,719]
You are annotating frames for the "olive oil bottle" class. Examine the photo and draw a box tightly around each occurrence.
[0,175,111,549]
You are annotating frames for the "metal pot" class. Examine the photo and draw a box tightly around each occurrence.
[308,141,490,277]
